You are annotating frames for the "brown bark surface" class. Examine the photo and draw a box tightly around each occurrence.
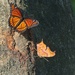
[0,0,35,75]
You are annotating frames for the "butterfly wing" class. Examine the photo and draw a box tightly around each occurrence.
[10,4,22,17]
[15,20,27,32]
[9,4,23,31]
[24,19,39,28]
[9,16,21,28]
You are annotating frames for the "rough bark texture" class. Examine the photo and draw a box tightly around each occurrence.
[0,0,75,75]
[0,0,35,75]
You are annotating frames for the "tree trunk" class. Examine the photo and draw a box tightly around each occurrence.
[0,0,35,75]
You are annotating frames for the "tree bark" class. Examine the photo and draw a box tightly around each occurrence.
[0,0,35,75]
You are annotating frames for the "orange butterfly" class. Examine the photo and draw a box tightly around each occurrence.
[37,40,56,57]
[9,4,39,32]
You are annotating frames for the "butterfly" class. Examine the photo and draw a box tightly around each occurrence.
[37,40,56,57]
[9,4,39,32]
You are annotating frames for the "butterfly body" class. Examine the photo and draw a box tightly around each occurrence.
[9,4,39,32]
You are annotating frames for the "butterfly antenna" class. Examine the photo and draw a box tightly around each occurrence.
[43,58,49,62]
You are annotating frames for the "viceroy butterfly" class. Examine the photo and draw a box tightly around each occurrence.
[9,4,39,32]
